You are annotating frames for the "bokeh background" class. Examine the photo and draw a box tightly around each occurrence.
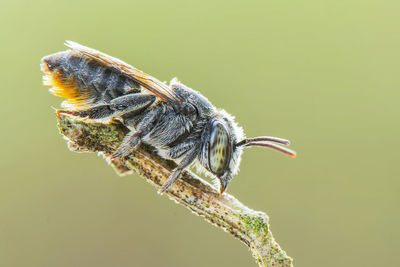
[1,0,399,266]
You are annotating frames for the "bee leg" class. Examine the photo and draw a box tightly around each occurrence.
[110,93,156,116]
[57,93,156,119]
[112,106,160,158]
[57,105,113,119]
[112,131,142,158]
[167,141,199,159]
[159,147,199,193]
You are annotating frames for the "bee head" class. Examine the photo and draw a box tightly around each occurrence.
[202,111,244,194]
[204,111,296,194]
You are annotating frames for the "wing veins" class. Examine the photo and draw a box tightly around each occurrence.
[65,41,182,105]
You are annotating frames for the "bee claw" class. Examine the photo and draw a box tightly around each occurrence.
[57,109,75,117]
[112,150,124,158]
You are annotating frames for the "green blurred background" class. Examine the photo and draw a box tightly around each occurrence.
[1,0,399,266]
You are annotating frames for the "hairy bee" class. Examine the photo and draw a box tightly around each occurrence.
[41,41,296,194]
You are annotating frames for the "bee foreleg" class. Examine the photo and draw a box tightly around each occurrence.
[112,106,160,158]
[167,141,200,159]
[159,146,199,193]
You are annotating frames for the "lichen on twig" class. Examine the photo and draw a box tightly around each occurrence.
[57,114,293,267]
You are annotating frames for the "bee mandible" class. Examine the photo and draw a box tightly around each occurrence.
[41,41,296,194]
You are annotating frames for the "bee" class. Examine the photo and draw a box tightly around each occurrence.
[41,41,296,194]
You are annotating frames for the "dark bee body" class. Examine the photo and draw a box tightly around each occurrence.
[42,41,296,194]
[43,50,141,106]
[43,50,208,153]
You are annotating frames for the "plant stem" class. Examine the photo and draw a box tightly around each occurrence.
[57,114,293,267]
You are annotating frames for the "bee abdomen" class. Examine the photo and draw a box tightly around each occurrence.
[41,50,141,107]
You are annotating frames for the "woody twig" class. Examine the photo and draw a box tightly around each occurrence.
[57,114,293,267]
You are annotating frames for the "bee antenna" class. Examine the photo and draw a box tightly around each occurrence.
[236,136,291,146]
[235,137,296,158]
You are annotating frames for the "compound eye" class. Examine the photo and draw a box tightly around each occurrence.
[209,121,231,175]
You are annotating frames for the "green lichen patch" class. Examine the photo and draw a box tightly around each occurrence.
[240,214,269,236]
[273,249,291,264]
[58,115,126,151]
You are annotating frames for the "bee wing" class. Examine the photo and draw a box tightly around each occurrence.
[65,41,183,107]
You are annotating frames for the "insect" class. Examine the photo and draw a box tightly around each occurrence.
[41,41,296,194]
